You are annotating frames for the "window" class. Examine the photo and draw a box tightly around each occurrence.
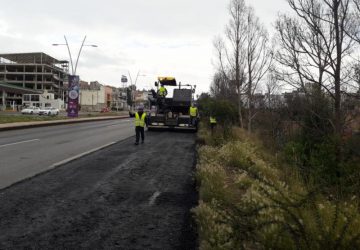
[31,95,39,102]
[23,95,30,101]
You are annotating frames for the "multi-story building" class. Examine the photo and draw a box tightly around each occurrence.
[111,87,128,111]
[134,90,150,108]
[0,52,68,110]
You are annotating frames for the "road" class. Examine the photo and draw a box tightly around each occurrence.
[0,119,133,189]
[0,131,197,249]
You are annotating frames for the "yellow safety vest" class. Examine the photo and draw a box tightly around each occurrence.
[189,107,197,117]
[135,112,146,127]
[210,116,217,124]
[158,86,167,97]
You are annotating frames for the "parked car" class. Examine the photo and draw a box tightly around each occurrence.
[101,107,110,113]
[21,106,40,115]
[38,107,59,116]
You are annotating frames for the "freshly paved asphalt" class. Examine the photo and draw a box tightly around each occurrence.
[0,131,198,249]
[0,119,133,189]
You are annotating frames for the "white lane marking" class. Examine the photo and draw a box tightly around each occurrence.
[106,120,131,127]
[107,124,121,127]
[0,139,40,148]
[47,142,117,171]
[148,191,161,206]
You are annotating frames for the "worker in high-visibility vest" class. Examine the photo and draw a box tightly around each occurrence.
[209,115,217,134]
[157,84,168,97]
[134,104,147,145]
[189,104,198,127]
[157,84,168,112]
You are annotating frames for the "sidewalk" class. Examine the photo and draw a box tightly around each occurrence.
[0,115,130,131]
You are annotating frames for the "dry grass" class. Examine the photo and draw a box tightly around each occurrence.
[194,125,360,250]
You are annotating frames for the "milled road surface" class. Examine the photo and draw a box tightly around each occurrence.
[0,131,197,249]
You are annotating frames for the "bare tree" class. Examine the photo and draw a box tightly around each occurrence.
[212,0,247,127]
[275,0,357,165]
[244,7,273,133]
[210,71,237,102]
[213,0,272,130]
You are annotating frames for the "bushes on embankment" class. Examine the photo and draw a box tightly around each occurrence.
[194,126,360,249]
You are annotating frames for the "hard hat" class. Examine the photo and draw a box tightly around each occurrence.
[138,104,144,110]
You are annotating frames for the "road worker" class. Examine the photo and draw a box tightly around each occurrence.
[134,104,147,145]
[209,115,217,134]
[157,84,168,112]
[157,84,168,97]
[189,103,198,127]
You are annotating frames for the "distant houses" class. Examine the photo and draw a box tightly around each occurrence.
[0,52,134,112]
[77,81,129,112]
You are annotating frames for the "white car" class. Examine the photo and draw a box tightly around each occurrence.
[21,106,40,115]
[38,107,59,116]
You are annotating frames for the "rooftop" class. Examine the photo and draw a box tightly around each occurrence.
[0,52,68,65]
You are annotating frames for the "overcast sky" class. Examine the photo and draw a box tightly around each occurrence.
[0,0,290,94]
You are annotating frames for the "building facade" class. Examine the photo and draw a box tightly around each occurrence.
[78,81,106,111]
[0,52,68,110]
[111,87,128,111]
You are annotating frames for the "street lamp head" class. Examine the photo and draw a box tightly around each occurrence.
[52,44,59,46]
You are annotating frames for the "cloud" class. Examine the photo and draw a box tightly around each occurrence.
[0,0,289,95]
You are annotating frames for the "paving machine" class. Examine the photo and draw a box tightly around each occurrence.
[147,77,197,131]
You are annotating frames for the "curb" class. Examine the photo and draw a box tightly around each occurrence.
[0,115,131,131]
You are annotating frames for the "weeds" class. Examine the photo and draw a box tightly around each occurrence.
[194,126,360,249]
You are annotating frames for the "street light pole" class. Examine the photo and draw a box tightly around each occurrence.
[52,35,97,75]
[134,71,146,87]
[74,35,87,75]
[63,35,74,74]
[128,71,146,110]
[52,35,97,117]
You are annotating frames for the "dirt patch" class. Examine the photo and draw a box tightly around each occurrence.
[0,131,198,249]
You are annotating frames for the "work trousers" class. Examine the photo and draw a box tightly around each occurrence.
[190,116,197,126]
[135,126,145,143]
[210,123,216,134]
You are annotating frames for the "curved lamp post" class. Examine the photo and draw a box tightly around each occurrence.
[52,35,97,117]
[52,35,97,75]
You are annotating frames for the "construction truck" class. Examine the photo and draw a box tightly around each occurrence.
[147,77,197,131]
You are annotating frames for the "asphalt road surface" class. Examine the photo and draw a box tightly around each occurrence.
[0,131,197,249]
[0,119,133,189]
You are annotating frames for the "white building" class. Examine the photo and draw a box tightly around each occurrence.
[22,90,65,110]
[79,85,106,111]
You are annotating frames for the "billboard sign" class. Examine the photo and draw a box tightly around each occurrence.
[121,75,128,83]
[67,75,80,117]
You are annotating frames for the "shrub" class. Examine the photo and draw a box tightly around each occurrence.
[194,128,360,249]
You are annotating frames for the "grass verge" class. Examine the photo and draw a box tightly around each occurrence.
[193,125,360,249]
[0,115,67,123]
[0,112,128,124]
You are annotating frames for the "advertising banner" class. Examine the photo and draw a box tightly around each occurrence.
[67,75,80,117]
